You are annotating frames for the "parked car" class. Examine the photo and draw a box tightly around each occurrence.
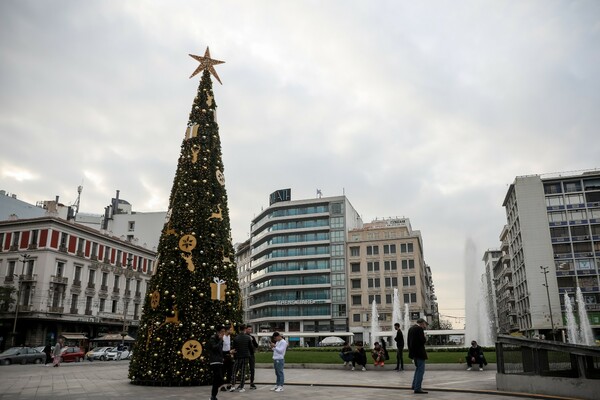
[86,346,113,361]
[0,347,45,365]
[105,347,131,361]
[60,346,85,363]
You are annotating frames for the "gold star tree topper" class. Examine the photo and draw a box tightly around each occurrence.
[189,47,225,84]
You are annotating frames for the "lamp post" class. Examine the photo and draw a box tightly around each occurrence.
[11,254,30,346]
[540,266,555,340]
[121,254,133,345]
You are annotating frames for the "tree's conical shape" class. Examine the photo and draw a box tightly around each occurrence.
[129,68,242,386]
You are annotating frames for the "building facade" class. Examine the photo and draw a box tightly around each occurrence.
[346,218,435,343]
[502,171,600,338]
[240,190,362,347]
[493,226,518,334]
[0,217,155,349]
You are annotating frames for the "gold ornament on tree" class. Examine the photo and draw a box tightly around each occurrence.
[207,204,223,221]
[182,340,203,360]
[216,170,225,186]
[179,234,197,251]
[150,290,161,309]
[185,124,200,140]
[188,47,225,84]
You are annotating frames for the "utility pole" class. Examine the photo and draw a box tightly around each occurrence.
[12,254,30,346]
[540,266,555,340]
[121,254,134,346]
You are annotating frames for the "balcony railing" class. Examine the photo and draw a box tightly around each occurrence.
[48,306,64,313]
[135,291,141,298]
[50,275,68,285]
[3,275,14,283]
[70,308,78,314]
[19,274,37,282]
[19,305,32,312]
[87,282,95,289]
[100,284,108,292]
[113,287,120,294]
[124,289,131,297]
[84,309,93,315]
[72,279,81,287]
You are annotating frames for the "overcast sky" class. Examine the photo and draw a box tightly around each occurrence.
[2,0,599,325]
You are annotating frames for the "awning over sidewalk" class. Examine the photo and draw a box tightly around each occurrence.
[90,333,135,342]
[60,333,88,340]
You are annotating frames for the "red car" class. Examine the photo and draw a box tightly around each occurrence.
[60,346,85,363]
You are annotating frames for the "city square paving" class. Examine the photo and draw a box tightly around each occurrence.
[0,361,583,400]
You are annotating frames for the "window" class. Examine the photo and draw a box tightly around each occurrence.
[30,230,39,247]
[403,293,417,303]
[102,272,108,286]
[401,259,415,269]
[401,243,414,253]
[56,261,65,277]
[12,232,20,247]
[88,269,95,285]
[331,202,343,214]
[385,294,392,304]
[368,295,382,304]
[74,265,82,283]
[351,295,362,306]
[351,279,361,289]
[351,263,360,273]
[333,304,346,317]
[332,288,346,302]
[368,278,380,288]
[114,275,120,289]
[60,232,68,249]
[384,260,397,270]
[403,276,416,286]
[330,230,344,243]
[350,247,360,257]
[112,300,117,313]
[331,258,344,271]
[116,250,122,264]
[91,242,98,257]
[134,303,140,320]
[331,244,344,256]
[548,211,567,223]
[366,245,379,256]
[385,277,398,287]
[70,294,78,312]
[85,296,92,313]
[353,314,361,322]
[564,181,582,193]
[136,280,141,294]
[77,238,85,253]
[331,273,345,286]
[128,221,135,231]
[367,261,380,272]
[104,246,111,262]
[384,244,396,254]
[7,260,16,277]
[99,298,105,312]
[330,216,344,228]
[544,183,562,194]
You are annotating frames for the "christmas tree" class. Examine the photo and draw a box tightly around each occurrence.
[129,47,242,386]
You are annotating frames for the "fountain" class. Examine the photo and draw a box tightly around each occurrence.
[464,239,494,346]
[576,287,594,346]
[392,288,403,329]
[403,304,410,334]
[370,299,381,346]
[564,293,580,344]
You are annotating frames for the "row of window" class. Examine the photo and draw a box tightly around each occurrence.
[67,293,140,318]
[351,276,416,289]
[349,243,414,257]
[548,209,600,222]
[251,305,331,318]
[351,292,418,306]
[350,259,415,272]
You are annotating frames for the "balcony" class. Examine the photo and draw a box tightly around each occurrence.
[4,275,14,283]
[48,306,64,313]
[87,282,95,289]
[19,274,37,282]
[72,279,81,287]
[124,289,131,297]
[84,309,93,315]
[76,250,84,257]
[27,243,38,250]
[70,308,78,314]
[100,284,108,292]
[9,244,18,251]
[59,245,67,253]
[50,275,68,285]
[113,287,120,294]
[19,305,32,312]
[135,291,141,298]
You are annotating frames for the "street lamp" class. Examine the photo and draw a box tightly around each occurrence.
[121,254,134,345]
[540,266,555,340]
[12,254,30,346]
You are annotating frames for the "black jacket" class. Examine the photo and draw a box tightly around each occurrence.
[232,333,253,358]
[208,334,224,364]
[249,334,258,355]
[467,345,487,365]
[394,329,405,349]
[407,324,428,360]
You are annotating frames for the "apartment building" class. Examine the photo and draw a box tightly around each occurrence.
[241,189,362,347]
[347,218,435,343]
[0,217,155,348]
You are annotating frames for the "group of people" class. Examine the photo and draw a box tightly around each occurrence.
[208,324,288,400]
[42,338,63,367]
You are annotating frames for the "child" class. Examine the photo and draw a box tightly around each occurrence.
[372,342,385,367]
[352,341,367,371]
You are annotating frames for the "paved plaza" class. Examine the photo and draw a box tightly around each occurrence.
[0,361,583,400]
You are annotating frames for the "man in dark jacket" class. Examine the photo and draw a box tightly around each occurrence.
[245,325,259,389]
[230,324,253,392]
[466,340,487,370]
[208,325,227,400]
[394,322,405,371]
[407,318,428,394]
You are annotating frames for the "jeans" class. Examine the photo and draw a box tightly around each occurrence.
[249,355,255,383]
[412,358,426,391]
[211,363,224,398]
[396,349,404,369]
[274,359,285,387]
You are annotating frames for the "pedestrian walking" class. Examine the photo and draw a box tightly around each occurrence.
[42,343,52,365]
[245,325,258,389]
[52,338,63,367]
[230,324,252,392]
[269,332,288,392]
[208,325,227,400]
[394,322,405,371]
[408,318,428,394]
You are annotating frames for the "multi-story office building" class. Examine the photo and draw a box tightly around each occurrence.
[502,170,600,338]
[241,189,362,347]
[0,217,155,348]
[347,218,435,343]
[235,238,252,324]
[481,249,501,339]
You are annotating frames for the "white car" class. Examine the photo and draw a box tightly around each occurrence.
[105,347,130,360]
[86,347,113,361]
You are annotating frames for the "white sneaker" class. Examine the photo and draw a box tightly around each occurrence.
[274,387,284,392]
[229,387,236,392]
[479,368,483,371]
[467,367,472,371]
[238,388,246,392]
[343,361,348,366]
[270,386,278,391]
[362,367,366,371]
[351,366,355,371]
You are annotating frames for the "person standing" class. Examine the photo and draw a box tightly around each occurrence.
[52,338,63,367]
[394,323,405,371]
[42,343,52,365]
[221,327,233,391]
[245,325,258,389]
[407,318,428,394]
[270,332,288,392]
[208,326,227,400]
[230,324,252,392]
[466,340,487,371]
